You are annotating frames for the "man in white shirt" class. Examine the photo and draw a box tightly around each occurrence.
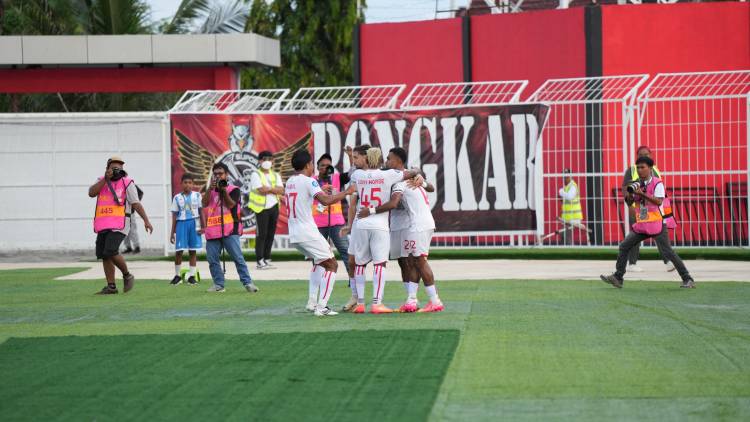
[249,151,285,270]
[385,148,443,313]
[353,148,420,314]
[286,149,355,316]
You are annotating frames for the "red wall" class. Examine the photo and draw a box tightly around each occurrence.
[602,3,750,75]
[470,8,587,99]
[359,18,464,93]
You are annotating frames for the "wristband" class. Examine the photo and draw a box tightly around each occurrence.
[369,206,376,215]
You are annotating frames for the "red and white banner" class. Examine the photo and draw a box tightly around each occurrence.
[170,104,549,235]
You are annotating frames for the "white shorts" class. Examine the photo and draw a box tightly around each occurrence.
[292,235,334,265]
[351,228,390,265]
[401,229,434,258]
[390,229,408,260]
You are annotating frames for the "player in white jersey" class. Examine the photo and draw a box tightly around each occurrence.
[385,148,443,312]
[285,149,354,316]
[352,148,420,313]
[339,144,371,312]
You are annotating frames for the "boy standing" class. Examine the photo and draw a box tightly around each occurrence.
[170,174,203,285]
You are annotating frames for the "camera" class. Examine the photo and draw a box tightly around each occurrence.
[320,165,334,184]
[111,168,127,181]
[215,179,228,191]
[626,181,643,194]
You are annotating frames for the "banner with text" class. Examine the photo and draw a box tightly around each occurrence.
[170,104,548,234]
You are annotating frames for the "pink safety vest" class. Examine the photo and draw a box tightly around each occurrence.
[204,185,240,240]
[313,173,346,227]
[632,176,676,235]
[93,177,133,233]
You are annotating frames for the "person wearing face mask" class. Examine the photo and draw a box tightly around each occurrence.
[248,150,285,270]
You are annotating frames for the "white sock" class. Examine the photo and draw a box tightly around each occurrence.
[372,264,386,305]
[349,277,357,298]
[189,266,196,276]
[175,264,181,276]
[355,265,366,304]
[309,265,324,302]
[317,270,336,309]
[425,284,439,302]
[408,281,419,300]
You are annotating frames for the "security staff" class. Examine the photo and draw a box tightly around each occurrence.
[558,168,583,244]
[248,150,284,270]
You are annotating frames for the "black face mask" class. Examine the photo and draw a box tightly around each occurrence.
[111,168,127,181]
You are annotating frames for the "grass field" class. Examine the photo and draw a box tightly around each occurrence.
[1,267,749,421]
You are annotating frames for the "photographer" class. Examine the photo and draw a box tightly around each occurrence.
[202,163,259,293]
[88,156,153,295]
[313,154,352,270]
[601,156,694,289]
[248,151,284,270]
[622,146,673,272]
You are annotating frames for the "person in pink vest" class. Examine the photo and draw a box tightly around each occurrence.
[601,156,694,289]
[201,163,258,293]
[88,156,153,295]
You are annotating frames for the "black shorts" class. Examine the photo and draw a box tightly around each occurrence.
[96,230,126,259]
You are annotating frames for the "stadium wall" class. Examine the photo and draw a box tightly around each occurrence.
[0,113,171,252]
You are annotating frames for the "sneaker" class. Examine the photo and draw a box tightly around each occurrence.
[627,264,644,273]
[256,261,268,270]
[399,300,419,313]
[314,307,338,316]
[122,247,133,254]
[123,273,135,293]
[306,299,317,312]
[417,300,444,313]
[342,296,358,312]
[244,283,259,293]
[206,285,226,292]
[680,278,696,289]
[370,303,394,314]
[665,262,676,272]
[95,285,118,295]
[353,304,366,314]
[600,274,623,289]
[262,259,276,269]
[170,275,183,286]
[186,276,198,286]
[133,247,141,254]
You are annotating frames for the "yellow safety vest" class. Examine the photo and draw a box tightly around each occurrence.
[248,170,280,214]
[561,181,583,221]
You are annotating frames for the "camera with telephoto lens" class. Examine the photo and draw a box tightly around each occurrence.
[626,181,644,194]
[111,167,127,181]
[320,165,334,184]
[215,179,228,191]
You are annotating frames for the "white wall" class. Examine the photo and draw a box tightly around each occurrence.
[0,113,171,252]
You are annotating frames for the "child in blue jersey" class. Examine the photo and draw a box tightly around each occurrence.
[170,174,203,285]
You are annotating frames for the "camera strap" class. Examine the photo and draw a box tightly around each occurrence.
[106,179,122,206]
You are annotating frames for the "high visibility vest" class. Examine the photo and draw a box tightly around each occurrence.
[633,176,671,235]
[93,176,133,233]
[561,180,583,221]
[204,185,239,240]
[313,173,345,227]
[248,170,280,214]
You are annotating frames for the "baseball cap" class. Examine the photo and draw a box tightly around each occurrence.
[107,155,125,165]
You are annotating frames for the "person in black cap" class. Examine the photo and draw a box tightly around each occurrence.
[88,156,153,294]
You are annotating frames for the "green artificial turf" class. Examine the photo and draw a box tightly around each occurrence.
[0,330,458,422]
[1,267,750,421]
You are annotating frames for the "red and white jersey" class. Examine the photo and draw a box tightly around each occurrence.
[389,181,410,232]
[401,184,436,232]
[354,169,404,231]
[284,174,324,243]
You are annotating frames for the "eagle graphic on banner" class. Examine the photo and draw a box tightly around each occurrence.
[174,123,311,232]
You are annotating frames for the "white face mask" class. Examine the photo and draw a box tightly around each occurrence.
[261,161,272,170]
